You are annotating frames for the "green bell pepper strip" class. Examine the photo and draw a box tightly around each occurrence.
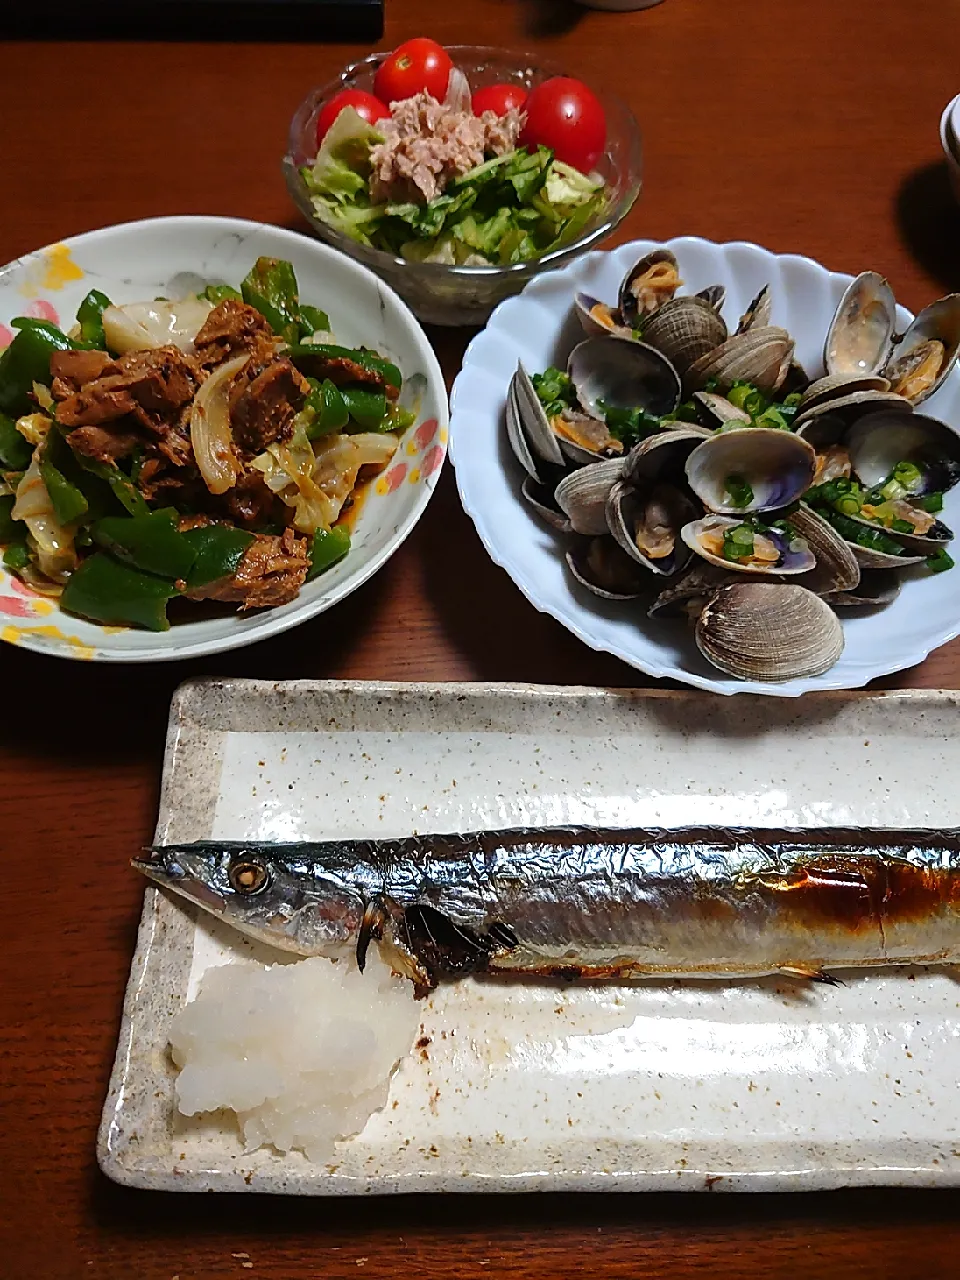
[341,387,387,431]
[298,304,330,338]
[307,526,350,579]
[40,456,88,526]
[383,402,417,434]
[0,323,76,417]
[93,509,196,580]
[180,524,255,588]
[305,378,350,439]
[288,342,402,390]
[201,283,243,304]
[76,289,112,349]
[3,539,30,571]
[0,493,19,542]
[60,552,178,630]
[241,257,301,342]
[0,411,31,469]
[75,455,148,516]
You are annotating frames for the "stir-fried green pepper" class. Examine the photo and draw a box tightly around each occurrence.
[0,322,76,417]
[60,552,178,630]
[3,539,30,571]
[307,526,350,579]
[93,509,196,579]
[76,455,148,516]
[201,283,242,304]
[0,493,18,542]
[340,387,387,431]
[180,524,255,588]
[304,377,350,439]
[298,304,330,338]
[383,402,417,433]
[0,411,31,469]
[76,289,112,349]
[40,454,88,526]
[287,343,402,390]
[241,257,301,343]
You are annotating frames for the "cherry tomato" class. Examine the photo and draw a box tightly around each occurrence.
[316,89,390,147]
[518,77,607,174]
[373,37,453,105]
[471,83,529,118]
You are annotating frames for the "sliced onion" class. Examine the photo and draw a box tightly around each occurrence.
[12,450,76,582]
[16,413,51,446]
[102,297,215,354]
[189,353,249,494]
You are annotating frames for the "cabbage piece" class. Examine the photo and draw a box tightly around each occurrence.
[102,297,215,354]
[189,353,249,494]
[543,160,603,208]
[308,107,385,200]
[11,447,76,581]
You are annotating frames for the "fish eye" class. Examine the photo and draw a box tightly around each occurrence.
[228,858,270,895]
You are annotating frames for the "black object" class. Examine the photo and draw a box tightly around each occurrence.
[3,0,385,41]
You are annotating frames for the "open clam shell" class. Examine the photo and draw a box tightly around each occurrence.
[508,363,564,473]
[789,504,861,595]
[696,284,726,312]
[622,425,712,486]
[798,373,892,414]
[552,409,625,466]
[574,293,632,339]
[606,479,697,577]
[794,390,911,438]
[825,569,901,607]
[566,536,649,600]
[846,410,960,493]
[647,562,734,619]
[684,426,816,515]
[683,326,795,396]
[883,294,960,404]
[692,391,751,430]
[521,478,572,533]
[736,285,772,334]
[554,457,625,535]
[568,337,682,420]
[618,249,682,327]
[824,271,897,378]
[640,297,728,375]
[681,514,816,576]
[696,582,845,682]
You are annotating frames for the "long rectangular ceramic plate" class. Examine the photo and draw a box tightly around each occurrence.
[98,680,960,1194]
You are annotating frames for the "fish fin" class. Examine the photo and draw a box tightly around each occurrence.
[779,965,843,986]
[356,897,387,973]
[357,894,435,996]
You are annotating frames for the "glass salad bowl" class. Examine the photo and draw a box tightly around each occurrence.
[282,46,643,327]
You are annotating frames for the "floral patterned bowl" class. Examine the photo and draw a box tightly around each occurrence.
[0,216,447,662]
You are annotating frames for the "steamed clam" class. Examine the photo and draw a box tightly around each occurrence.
[503,247,960,684]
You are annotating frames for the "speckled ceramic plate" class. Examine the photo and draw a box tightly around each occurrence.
[99,680,960,1194]
[0,217,447,661]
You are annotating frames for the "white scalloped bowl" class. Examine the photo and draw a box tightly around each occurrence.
[449,236,960,696]
[0,217,448,662]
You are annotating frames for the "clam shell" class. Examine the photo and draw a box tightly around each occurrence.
[618,249,682,326]
[696,285,726,312]
[606,479,697,576]
[565,536,649,599]
[505,379,544,481]
[846,409,960,492]
[521,477,572,533]
[824,271,897,378]
[696,582,845,681]
[847,541,927,570]
[692,392,751,430]
[623,425,712,485]
[684,426,816,515]
[568,336,682,420]
[789,503,861,595]
[684,326,795,396]
[640,297,728,375]
[824,569,901,607]
[574,293,632,339]
[681,513,816,576]
[883,293,960,404]
[554,458,625,534]
[736,285,772,334]
[552,408,625,466]
[798,373,892,414]
[793,390,911,436]
[647,562,734,619]
[509,363,564,468]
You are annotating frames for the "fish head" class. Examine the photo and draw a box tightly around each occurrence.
[133,843,366,956]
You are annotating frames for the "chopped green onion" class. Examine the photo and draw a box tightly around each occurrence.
[892,460,923,489]
[917,492,944,513]
[724,473,754,508]
[926,548,955,573]
[891,518,914,534]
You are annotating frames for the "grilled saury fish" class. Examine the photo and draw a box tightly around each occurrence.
[135,826,960,994]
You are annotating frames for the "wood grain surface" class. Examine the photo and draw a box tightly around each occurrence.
[2,2,960,1276]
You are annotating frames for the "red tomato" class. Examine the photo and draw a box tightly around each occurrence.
[518,77,607,174]
[471,83,529,118]
[316,89,390,146]
[373,37,453,105]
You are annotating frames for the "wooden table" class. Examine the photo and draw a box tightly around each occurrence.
[2,2,960,1276]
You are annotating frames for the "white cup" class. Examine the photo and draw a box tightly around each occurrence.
[939,94,960,203]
